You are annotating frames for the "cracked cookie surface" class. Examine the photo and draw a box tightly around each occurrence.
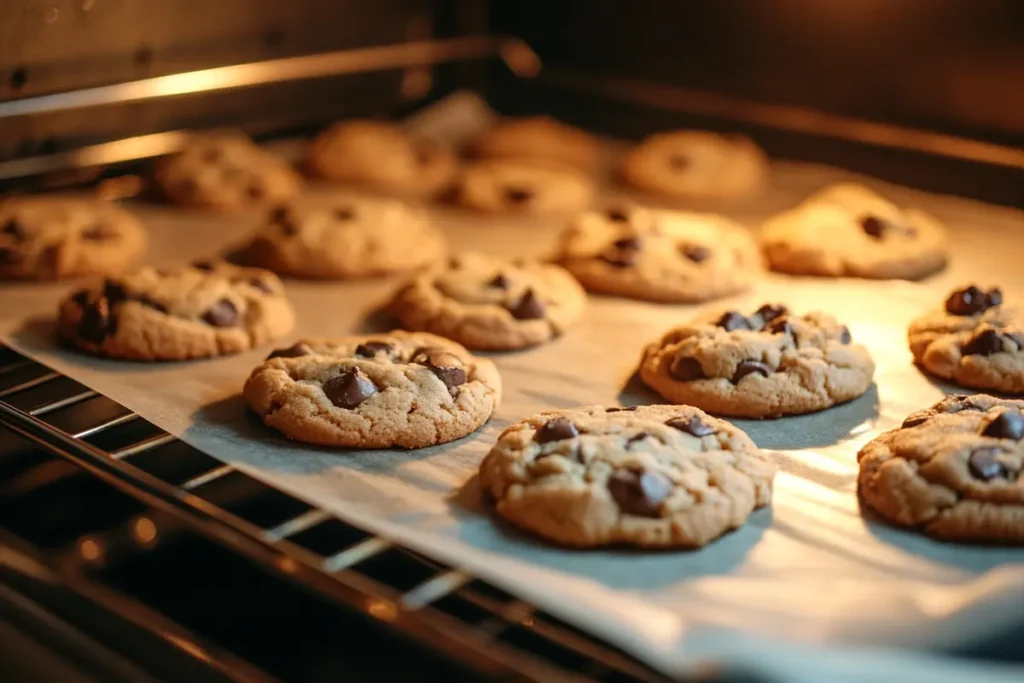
[639,304,875,417]
[57,262,295,361]
[390,252,586,350]
[555,203,761,302]
[858,394,1024,543]
[155,133,301,211]
[244,331,501,448]
[307,120,457,198]
[456,160,596,214]
[473,116,599,171]
[228,194,446,279]
[621,130,767,199]
[908,285,1024,394]
[760,183,948,279]
[479,404,775,548]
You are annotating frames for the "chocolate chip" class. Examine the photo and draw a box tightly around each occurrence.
[267,342,314,360]
[323,368,378,409]
[71,289,90,307]
[1006,332,1024,350]
[334,207,356,221]
[765,317,795,338]
[968,447,1008,481]
[901,413,930,428]
[412,348,466,396]
[249,277,274,294]
[505,187,533,204]
[715,311,752,332]
[839,326,852,344]
[413,144,435,165]
[606,406,637,412]
[509,288,545,320]
[534,418,579,444]
[600,235,642,268]
[355,341,394,358]
[626,432,651,448]
[668,155,689,171]
[202,299,238,327]
[605,207,630,223]
[82,225,113,241]
[0,246,21,264]
[732,360,772,383]
[962,329,1008,356]
[488,273,509,289]
[859,215,889,239]
[680,244,711,263]
[0,219,26,241]
[944,286,1002,316]
[607,469,672,517]
[138,296,168,314]
[754,304,788,327]
[246,184,265,200]
[669,356,705,381]
[192,260,215,272]
[102,280,128,305]
[78,301,114,344]
[666,415,715,437]
[201,148,222,163]
[270,205,290,223]
[981,410,1024,441]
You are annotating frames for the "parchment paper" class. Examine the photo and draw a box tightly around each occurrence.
[2,94,1023,682]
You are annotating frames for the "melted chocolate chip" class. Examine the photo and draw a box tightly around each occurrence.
[246,184,265,200]
[601,236,642,268]
[139,296,168,313]
[607,469,672,517]
[270,205,290,224]
[201,148,222,163]
[509,289,546,320]
[901,413,930,428]
[626,432,650,447]
[355,341,394,358]
[70,289,90,307]
[716,311,752,332]
[412,348,467,396]
[192,260,215,272]
[666,415,715,437]
[968,447,1008,481]
[488,273,510,289]
[669,356,705,381]
[962,329,1008,356]
[81,225,113,241]
[249,278,274,294]
[267,342,314,360]
[732,360,772,383]
[505,187,533,205]
[323,368,378,409]
[606,406,638,412]
[765,317,795,338]
[103,280,128,305]
[78,301,114,344]
[202,299,238,327]
[1,219,26,241]
[534,418,579,444]
[680,243,711,263]
[754,304,788,327]
[839,326,852,345]
[981,410,1024,441]
[668,155,689,171]
[944,286,1002,316]
[605,207,630,223]
[859,215,889,239]
[334,207,356,221]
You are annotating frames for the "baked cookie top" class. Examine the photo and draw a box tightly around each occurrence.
[639,303,875,418]
[759,183,948,280]
[244,331,501,449]
[908,285,1024,394]
[57,262,295,361]
[307,120,457,197]
[620,130,767,199]
[479,404,775,548]
[390,251,586,351]
[228,195,446,280]
[455,160,596,214]
[155,133,301,211]
[0,197,147,281]
[555,203,761,302]
[857,394,1024,543]
[473,116,599,171]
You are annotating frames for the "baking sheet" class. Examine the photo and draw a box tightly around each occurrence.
[3,94,1024,682]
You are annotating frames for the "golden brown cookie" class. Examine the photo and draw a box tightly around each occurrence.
[474,116,599,171]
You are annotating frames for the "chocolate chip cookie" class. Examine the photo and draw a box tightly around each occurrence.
[639,304,875,418]
[473,116,599,172]
[307,120,457,197]
[390,252,586,351]
[155,133,301,211]
[908,285,1024,393]
[0,197,146,280]
[621,130,767,199]
[58,263,295,361]
[858,394,1024,543]
[227,195,446,280]
[479,404,775,548]
[555,203,761,302]
[455,160,596,214]
[760,183,948,279]
[244,331,501,448]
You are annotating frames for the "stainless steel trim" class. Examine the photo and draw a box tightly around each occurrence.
[402,569,471,610]
[264,509,332,542]
[109,433,177,460]
[28,390,98,417]
[0,131,187,182]
[0,371,60,399]
[180,464,235,491]
[322,538,391,573]
[72,412,140,440]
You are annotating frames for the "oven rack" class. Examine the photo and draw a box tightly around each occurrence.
[0,344,674,683]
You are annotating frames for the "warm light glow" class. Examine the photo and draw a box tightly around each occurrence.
[78,538,103,562]
[131,517,158,547]
[366,598,398,622]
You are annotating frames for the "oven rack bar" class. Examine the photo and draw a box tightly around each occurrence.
[0,346,669,683]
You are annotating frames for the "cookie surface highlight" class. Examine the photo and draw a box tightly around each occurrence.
[456,160,596,214]
[244,331,501,448]
[479,404,775,548]
[858,394,1024,543]
[474,117,599,171]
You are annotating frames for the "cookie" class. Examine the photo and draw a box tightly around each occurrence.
[58,262,295,361]
[639,304,875,418]
[760,184,948,279]
[0,197,146,281]
[908,285,1024,394]
[473,117,598,171]
[455,160,596,214]
[857,394,1024,543]
[244,331,501,448]
[307,120,457,197]
[621,130,767,199]
[555,203,761,302]
[228,195,446,280]
[479,404,775,548]
[390,252,586,351]
[155,133,301,211]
